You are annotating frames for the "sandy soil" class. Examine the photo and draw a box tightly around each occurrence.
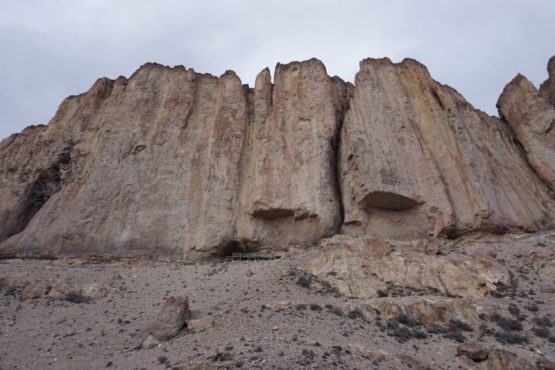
[1,231,554,370]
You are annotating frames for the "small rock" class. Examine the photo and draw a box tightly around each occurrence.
[456,343,489,361]
[151,296,190,341]
[48,281,76,298]
[472,248,497,260]
[142,335,160,350]
[187,318,211,333]
[20,281,50,300]
[245,268,253,277]
[81,283,110,299]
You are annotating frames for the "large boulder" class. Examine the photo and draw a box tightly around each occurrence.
[150,296,190,341]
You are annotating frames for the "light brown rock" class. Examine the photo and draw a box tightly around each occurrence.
[187,318,211,333]
[367,297,481,330]
[237,60,351,248]
[151,296,190,341]
[47,280,76,297]
[20,281,50,300]
[0,65,250,261]
[1,57,555,261]
[80,282,110,299]
[301,234,510,299]
[341,58,552,239]
[497,72,555,190]
[485,349,535,370]
[141,335,160,350]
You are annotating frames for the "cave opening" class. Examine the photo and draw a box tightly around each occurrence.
[219,240,246,257]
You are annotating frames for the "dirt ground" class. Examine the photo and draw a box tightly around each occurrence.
[1,231,554,370]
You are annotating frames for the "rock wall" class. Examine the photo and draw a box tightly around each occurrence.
[340,58,552,239]
[1,56,554,261]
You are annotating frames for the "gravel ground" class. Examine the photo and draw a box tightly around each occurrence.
[1,231,554,369]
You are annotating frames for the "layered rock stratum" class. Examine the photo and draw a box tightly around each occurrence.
[1,56,554,261]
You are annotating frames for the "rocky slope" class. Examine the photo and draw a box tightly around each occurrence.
[1,230,554,369]
[1,56,554,261]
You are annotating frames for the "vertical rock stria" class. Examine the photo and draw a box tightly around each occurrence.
[340,58,552,239]
[237,59,351,248]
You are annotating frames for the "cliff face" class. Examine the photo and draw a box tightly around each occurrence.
[1,56,554,261]
[341,58,552,239]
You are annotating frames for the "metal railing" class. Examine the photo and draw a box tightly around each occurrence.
[221,252,282,262]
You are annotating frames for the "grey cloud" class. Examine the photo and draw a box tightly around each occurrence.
[1,0,554,140]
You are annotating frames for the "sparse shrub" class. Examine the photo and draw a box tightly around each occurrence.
[495,331,528,345]
[535,316,553,327]
[427,324,446,334]
[389,326,410,343]
[4,286,16,297]
[323,304,343,316]
[347,308,364,320]
[447,319,473,332]
[65,291,90,304]
[386,320,399,331]
[376,290,388,297]
[492,314,523,331]
[412,329,428,339]
[532,326,551,338]
[310,304,322,312]
[443,328,466,343]
[508,304,520,316]
[254,346,263,353]
[158,355,168,364]
[331,345,342,355]
[296,275,311,289]
[296,304,307,311]
[397,314,421,328]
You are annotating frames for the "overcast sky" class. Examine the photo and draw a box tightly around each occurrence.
[1,0,554,141]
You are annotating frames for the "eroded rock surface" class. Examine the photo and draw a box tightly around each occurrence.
[341,58,552,239]
[237,59,351,248]
[1,56,555,260]
[301,235,510,300]
[497,73,555,190]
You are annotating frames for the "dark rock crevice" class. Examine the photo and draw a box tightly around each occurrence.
[331,79,353,233]
[18,152,71,234]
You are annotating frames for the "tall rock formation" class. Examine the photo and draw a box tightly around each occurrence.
[0,65,250,260]
[497,62,555,191]
[340,58,552,239]
[1,56,554,261]
[237,59,351,248]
